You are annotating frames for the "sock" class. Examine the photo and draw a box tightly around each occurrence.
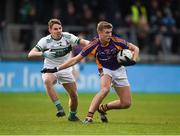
[69,111,77,117]
[87,111,94,118]
[99,104,109,112]
[54,100,63,111]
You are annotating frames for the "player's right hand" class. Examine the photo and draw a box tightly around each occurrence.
[42,49,56,59]
[119,56,136,66]
[41,67,58,73]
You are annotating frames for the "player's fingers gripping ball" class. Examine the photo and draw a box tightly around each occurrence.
[117,49,136,66]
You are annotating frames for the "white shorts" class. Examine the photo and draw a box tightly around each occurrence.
[53,68,75,84]
[102,66,130,87]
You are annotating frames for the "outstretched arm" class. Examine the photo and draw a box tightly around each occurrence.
[41,54,84,73]
[79,39,90,47]
[58,54,84,70]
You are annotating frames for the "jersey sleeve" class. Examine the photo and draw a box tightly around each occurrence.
[80,39,98,57]
[111,36,129,50]
[63,32,80,47]
[35,37,47,51]
[81,46,93,57]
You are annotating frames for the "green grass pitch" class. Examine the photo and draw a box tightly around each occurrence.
[0,92,180,135]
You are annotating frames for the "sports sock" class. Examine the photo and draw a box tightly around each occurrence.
[87,111,94,118]
[69,111,77,117]
[99,104,109,112]
[54,100,63,111]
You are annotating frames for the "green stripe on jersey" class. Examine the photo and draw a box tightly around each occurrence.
[76,38,80,44]
[35,45,42,51]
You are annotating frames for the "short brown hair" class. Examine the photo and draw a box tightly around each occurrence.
[97,21,113,32]
[48,18,62,29]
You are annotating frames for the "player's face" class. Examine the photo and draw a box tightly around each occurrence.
[49,24,62,40]
[98,28,112,44]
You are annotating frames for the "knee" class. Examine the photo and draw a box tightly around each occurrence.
[100,88,110,97]
[69,92,78,99]
[68,89,78,99]
[43,78,54,87]
[121,101,131,109]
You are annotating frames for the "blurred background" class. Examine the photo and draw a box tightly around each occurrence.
[0,0,180,92]
[0,0,180,63]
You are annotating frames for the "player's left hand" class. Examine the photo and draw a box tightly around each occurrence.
[42,49,56,59]
[41,67,58,73]
[119,56,136,66]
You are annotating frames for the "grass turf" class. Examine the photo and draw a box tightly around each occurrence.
[0,92,180,135]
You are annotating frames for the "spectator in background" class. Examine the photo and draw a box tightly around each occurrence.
[113,11,125,29]
[0,15,6,59]
[171,0,180,54]
[173,0,180,29]
[18,0,37,51]
[160,1,177,54]
[126,0,149,53]
[148,0,162,54]
[52,7,61,19]
[149,0,177,55]
[2,0,180,56]
[64,1,78,25]
[80,4,95,27]
[98,12,107,22]
[104,0,119,23]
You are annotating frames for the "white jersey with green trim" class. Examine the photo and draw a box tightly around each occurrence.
[35,32,80,69]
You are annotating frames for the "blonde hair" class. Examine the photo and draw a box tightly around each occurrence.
[97,21,113,32]
[48,18,62,29]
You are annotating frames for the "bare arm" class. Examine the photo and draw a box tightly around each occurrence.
[58,54,84,71]
[79,39,90,47]
[127,42,139,61]
[28,47,43,59]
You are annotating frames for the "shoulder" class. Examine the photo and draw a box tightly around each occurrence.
[62,32,75,39]
[111,35,129,49]
[83,37,99,51]
[89,37,99,46]
[39,35,53,44]
[111,35,127,45]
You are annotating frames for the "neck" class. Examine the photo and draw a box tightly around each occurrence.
[51,35,62,41]
[99,39,109,47]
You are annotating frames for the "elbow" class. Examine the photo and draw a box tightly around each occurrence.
[132,44,139,55]
[72,58,78,65]
[28,52,31,58]
[132,46,140,61]
[136,46,140,54]
[28,52,33,59]
[80,39,90,46]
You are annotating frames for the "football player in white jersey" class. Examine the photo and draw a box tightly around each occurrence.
[28,18,89,121]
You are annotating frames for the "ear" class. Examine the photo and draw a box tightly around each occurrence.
[48,27,51,33]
